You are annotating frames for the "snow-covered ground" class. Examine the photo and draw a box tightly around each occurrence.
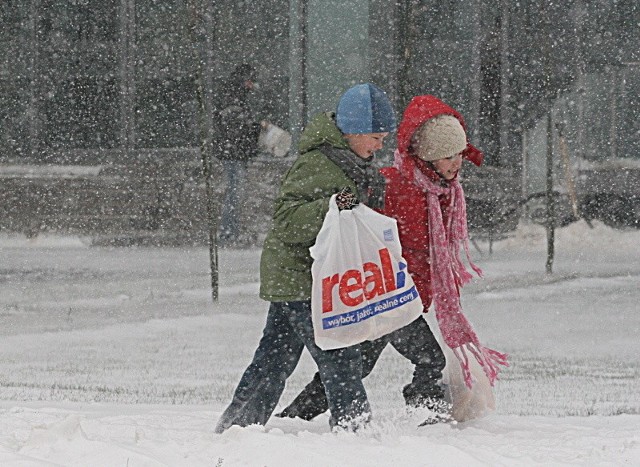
[0,220,639,466]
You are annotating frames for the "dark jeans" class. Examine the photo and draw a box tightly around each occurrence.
[219,159,248,241]
[214,301,370,433]
[278,316,446,420]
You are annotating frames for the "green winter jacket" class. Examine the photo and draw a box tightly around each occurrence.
[259,112,359,301]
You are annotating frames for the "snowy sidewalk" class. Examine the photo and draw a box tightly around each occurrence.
[1,402,639,466]
[0,221,639,465]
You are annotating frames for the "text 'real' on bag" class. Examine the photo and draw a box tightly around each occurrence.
[310,195,423,350]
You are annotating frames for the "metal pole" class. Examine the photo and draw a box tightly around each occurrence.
[396,0,412,110]
[521,130,529,219]
[469,0,482,138]
[187,0,219,302]
[119,0,136,157]
[27,0,40,158]
[542,0,555,274]
[609,68,618,160]
[288,0,307,152]
[545,113,555,274]
[499,0,510,165]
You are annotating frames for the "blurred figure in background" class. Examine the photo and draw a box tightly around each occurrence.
[215,63,263,247]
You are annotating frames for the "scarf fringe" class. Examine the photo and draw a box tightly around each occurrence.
[452,240,479,285]
[453,343,509,389]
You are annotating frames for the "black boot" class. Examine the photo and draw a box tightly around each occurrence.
[416,397,453,426]
[275,373,329,421]
[402,380,445,407]
[403,383,452,426]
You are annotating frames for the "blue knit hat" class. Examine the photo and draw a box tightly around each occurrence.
[336,83,396,134]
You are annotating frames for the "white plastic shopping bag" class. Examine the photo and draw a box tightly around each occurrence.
[310,195,423,350]
[258,122,292,157]
[423,313,496,422]
[442,345,496,421]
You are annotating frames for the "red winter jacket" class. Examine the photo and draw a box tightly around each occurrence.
[380,95,483,311]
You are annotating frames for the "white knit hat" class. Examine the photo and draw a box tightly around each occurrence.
[413,115,467,162]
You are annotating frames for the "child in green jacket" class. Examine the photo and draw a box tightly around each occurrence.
[215,83,396,433]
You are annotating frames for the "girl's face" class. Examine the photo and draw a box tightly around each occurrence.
[344,132,389,159]
[432,153,463,180]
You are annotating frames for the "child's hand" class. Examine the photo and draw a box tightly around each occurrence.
[336,187,359,210]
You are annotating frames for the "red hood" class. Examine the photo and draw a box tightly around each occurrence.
[397,95,483,166]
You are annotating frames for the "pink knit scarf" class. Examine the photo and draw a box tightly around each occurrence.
[395,150,508,388]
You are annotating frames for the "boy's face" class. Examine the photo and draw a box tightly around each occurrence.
[432,153,463,180]
[344,132,389,159]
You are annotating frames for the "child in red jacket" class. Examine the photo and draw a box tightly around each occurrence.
[278,95,507,424]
